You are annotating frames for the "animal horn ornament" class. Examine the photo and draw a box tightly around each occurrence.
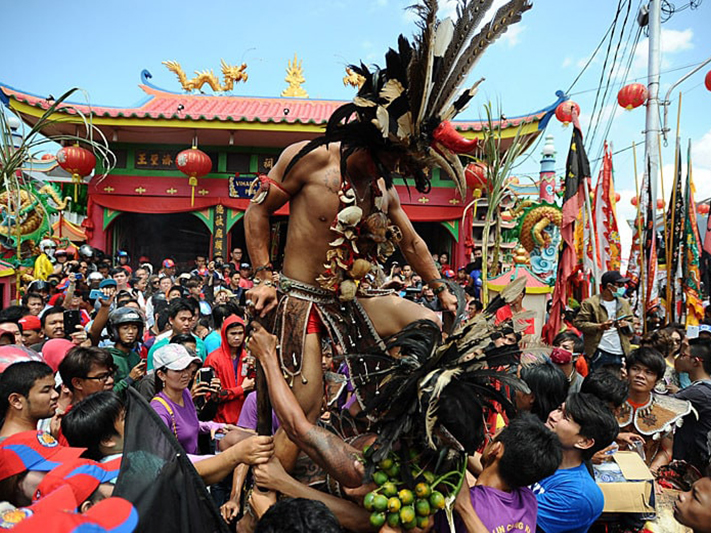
[431,121,479,154]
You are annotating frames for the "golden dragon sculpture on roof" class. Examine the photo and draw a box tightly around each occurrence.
[162,59,248,93]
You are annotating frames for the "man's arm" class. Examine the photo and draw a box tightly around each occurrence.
[244,142,307,317]
[574,299,609,335]
[247,324,365,488]
[254,457,373,533]
[387,189,457,313]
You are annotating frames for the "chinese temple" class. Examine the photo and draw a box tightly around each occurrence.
[1,65,566,268]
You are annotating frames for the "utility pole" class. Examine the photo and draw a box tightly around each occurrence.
[641,0,662,293]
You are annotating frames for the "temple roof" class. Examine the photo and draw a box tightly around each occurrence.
[0,72,568,148]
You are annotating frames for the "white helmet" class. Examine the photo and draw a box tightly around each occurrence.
[39,238,57,257]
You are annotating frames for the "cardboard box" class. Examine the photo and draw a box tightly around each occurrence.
[594,451,655,513]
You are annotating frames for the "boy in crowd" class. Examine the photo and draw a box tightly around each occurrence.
[450,414,562,533]
[533,393,619,533]
[62,391,125,462]
[58,346,116,406]
[673,337,711,470]
[0,362,58,439]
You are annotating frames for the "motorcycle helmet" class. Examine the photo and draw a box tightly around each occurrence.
[107,307,145,346]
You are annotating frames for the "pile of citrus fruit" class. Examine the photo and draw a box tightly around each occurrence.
[362,449,462,530]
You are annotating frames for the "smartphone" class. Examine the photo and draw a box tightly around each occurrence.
[63,310,82,338]
[615,314,632,322]
[89,289,108,301]
[74,273,83,280]
[198,367,214,384]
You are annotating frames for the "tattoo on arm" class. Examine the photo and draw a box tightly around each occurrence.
[301,426,364,488]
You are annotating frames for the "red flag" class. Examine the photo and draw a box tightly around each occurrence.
[592,143,621,271]
[544,114,590,344]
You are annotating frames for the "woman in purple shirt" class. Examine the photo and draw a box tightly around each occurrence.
[149,344,230,454]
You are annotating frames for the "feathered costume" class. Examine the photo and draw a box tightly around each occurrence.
[345,277,533,526]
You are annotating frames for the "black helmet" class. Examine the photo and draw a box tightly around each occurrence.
[107,307,145,346]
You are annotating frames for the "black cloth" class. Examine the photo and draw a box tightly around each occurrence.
[673,380,711,470]
[114,388,229,533]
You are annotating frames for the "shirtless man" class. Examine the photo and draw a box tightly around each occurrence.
[245,142,457,470]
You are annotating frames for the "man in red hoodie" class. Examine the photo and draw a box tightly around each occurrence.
[204,315,254,424]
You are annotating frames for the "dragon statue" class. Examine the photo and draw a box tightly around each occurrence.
[511,200,562,285]
[162,59,248,93]
[0,182,69,263]
[342,67,365,89]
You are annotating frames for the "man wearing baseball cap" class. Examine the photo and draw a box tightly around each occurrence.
[574,270,634,373]
[0,430,85,506]
[18,315,43,347]
[161,259,176,280]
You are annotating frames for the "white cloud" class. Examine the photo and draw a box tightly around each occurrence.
[562,57,573,68]
[691,128,711,170]
[632,28,694,73]
[500,25,524,48]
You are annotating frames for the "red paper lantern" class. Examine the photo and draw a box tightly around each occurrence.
[705,70,711,92]
[631,196,638,207]
[176,146,212,206]
[617,83,648,110]
[464,162,488,191]
[56,144,96,202]
[657,199,665,210]
[555,101,580,126]
[614,192,621,202]
[698,203,710,215]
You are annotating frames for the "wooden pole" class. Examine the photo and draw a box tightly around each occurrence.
[632,142,646,333]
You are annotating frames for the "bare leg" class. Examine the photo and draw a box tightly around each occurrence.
[358,293,441,338]
[274,332,323,473]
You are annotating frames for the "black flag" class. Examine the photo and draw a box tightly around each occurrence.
[114,388,229,533]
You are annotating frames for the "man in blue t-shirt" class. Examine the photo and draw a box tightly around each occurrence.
[532,393,619,533]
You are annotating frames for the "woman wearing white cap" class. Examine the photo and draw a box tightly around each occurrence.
[150,344,233,454]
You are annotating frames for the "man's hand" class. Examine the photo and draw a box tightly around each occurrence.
[100,287,117,307]
[69,325,90,347]
[231,435,274,466]
[617,432,644,448]
[128,360,146,381]
[247,284,277,318]
[220,500,239,522]
[599,320,614,331]
[252,456,290,492]
[438,289,458,313]
[242,376,255,393]
[246,323,278,365]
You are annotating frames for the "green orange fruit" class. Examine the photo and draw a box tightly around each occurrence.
[382,481,398,497]
[417,515,431,528]
[387,512,400,527]
[387,497,402,513]
[429,490,446,510]
[415,482,432,499]
[379,458,394,470]
[416,499,431,517]
[372,470,388,486]
[373,494,388,512]
[363,492,376,511]
[400,505,416,524]
[398,489,415,505]
[369,512,386,528]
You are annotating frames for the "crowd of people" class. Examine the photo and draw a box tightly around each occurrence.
[0,242,709,533]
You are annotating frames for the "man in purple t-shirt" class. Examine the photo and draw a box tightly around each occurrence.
[446,414,562,533]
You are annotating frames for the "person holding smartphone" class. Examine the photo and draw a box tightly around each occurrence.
[204,315,254,424]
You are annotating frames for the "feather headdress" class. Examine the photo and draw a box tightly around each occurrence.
[283,0,532,196]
